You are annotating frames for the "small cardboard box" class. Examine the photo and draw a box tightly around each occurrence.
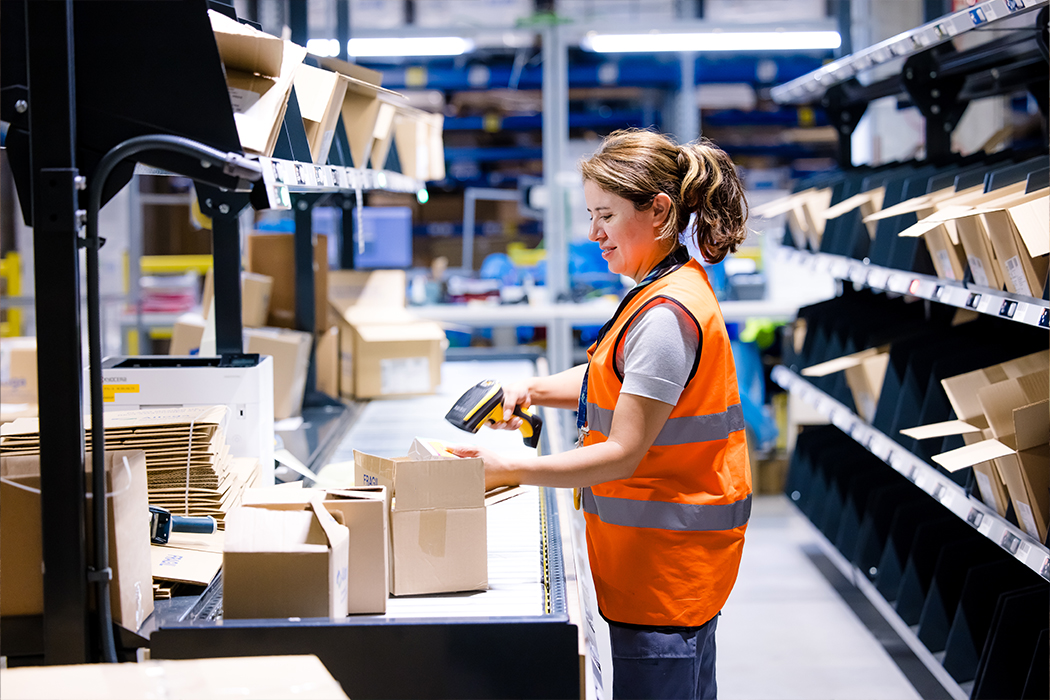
[394,108,446,182]
[353,448,487,596]
[352,321,445,399]
[246,233,329,334]
[0,336,37,405]
[223,497,350,619]
[293,64,350,165]
[245,327,313,421]
[0,451,154,631]
[244,486,391,614]
[242,272,274,328]
[170,315,206,355]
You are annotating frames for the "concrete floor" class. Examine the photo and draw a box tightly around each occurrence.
[719,495,923,700]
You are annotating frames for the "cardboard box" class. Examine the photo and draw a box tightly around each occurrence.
[317,57,405,170]
[246,233,329,334]
[170,315,206,355]
[316,324,340,399]
[0,336,37,405]
[954,213,1004,289]
[244,486,390,614]
[223,497,350,619]
[0,655,349,700]
[907,368,1049,538]
[0,451,153,631]
[245,327,313,421]
[800,345,889,424]
[293,64,350,165]
[354,448,487,596]
[242,272,274,328]
[979,192,1049,297]
[351,321,445,398]
[394,108,446,182]
[328,269,407,313]
[209,9,285,77]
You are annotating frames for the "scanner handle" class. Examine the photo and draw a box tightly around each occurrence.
[511,405,543,449]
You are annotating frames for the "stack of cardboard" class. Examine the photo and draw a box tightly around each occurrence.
[0,406,260,530]
[151,529,225,600]
[354,441,487,596]
[901,350,1049,540]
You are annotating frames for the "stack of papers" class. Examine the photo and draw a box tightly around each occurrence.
[0,406,260,530]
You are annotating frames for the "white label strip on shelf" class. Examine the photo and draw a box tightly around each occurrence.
[866,267,891,291]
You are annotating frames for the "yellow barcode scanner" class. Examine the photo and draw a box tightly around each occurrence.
[445,380,543,448]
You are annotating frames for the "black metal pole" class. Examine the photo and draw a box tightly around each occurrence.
[293,193,318,335]
[210,214,245,357]
[337,0,350,61]
[288,0,308,49]
[26,0,90,664]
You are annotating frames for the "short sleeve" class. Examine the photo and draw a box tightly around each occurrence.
[618,302,701,405]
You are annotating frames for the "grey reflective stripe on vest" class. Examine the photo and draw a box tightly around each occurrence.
[581,488,751,531]
[586,402,744,446]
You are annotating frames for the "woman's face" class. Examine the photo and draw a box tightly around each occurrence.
[584,180,672,283]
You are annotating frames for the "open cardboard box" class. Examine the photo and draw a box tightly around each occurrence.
[293,64,350,165]
[317,57,406,170]
[0,450,153,631]
[751,187,832,250]
[800,345,890,424]
[353,447,487,597]
[223,495,350,619]
[394,107,446,182]
[243,485,390,614]
[210,11,307,157]
[903,366,1049,540]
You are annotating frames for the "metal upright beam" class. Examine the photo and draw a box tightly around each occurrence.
[541,22,572,374]
[25,0,90,664]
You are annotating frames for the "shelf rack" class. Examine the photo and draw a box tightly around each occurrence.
[778,247,1050,329]
[771,0,1047,105]
[772,365,1050,582]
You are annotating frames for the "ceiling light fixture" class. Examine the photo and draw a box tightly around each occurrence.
[306,38,341,57]
[581,31,841,53]
[346,36,475,58]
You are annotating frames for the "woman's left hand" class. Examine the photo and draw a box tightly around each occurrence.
[447,444,517,491]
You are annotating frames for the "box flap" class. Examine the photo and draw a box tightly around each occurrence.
[392,457,484,511]
[209,9,284,77]
[800,345,888,378]
[1007,192,1050,258]
[151,545,222,586]
[822,188,885,220]
[977,375,1031,440]
[900,420,982,441]
[317,56,383,88]
[1013,399,1050,452]
[353,450,397,491]
[933,439,1016,472]
[224,506,327,553]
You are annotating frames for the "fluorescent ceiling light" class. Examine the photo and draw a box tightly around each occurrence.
[581,31,841,53]
[347,36,474,58]
[306,38,341,57]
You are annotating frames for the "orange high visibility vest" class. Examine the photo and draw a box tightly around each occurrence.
[581,258,751,627]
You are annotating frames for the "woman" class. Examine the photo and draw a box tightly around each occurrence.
[450,128,752,700]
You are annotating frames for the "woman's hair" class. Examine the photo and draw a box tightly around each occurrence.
[579,128,749,264]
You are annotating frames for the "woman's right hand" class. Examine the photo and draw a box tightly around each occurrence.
[487,380,533,432]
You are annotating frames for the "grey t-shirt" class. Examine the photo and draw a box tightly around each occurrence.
[616,302,701,406]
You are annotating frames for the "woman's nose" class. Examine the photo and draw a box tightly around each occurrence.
[588,220,600,241]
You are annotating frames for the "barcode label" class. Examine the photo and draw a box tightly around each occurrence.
[1004,256,1033,296]
[935,250,957,281]
[967,256,990,287]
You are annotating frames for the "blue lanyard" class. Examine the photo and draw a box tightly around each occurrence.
[576,246,691,439]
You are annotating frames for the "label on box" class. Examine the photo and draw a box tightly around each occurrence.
[1004,256,1032,296]
[973,470,994,506]
[228,87,261,114]
[967,255,990,287]
[934,250,957,281]
[1015,501,1039,538]
[380,356,430,395]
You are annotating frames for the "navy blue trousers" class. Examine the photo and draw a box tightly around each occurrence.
[608,612,719,700]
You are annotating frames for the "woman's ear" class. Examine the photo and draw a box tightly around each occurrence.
[651,192,673,229]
